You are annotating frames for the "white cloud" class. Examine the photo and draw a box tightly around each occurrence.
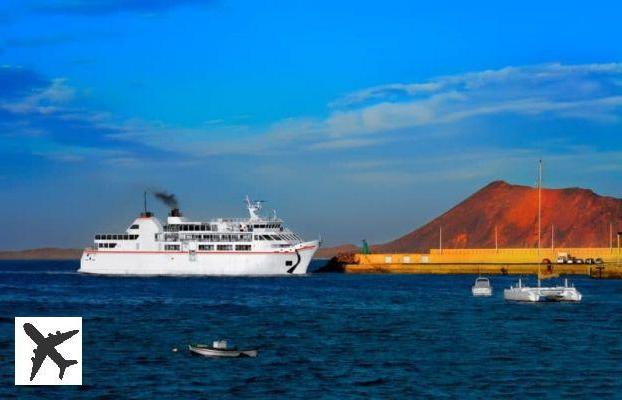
[1,78,74,114]
[5,62,622,161]
[192,62,622,154]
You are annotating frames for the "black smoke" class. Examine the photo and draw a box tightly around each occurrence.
[153,191,178,209]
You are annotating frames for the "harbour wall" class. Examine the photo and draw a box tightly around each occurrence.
[342,247,622,277]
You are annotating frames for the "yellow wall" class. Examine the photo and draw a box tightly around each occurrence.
[355,247,621,265]
[343,263,592,275]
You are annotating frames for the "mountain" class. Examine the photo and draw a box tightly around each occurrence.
[0,248,82,260]
[321,180,622,257]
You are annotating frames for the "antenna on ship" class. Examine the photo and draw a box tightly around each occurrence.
[140,191,152,217]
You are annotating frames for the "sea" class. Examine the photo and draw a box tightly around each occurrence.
[1,260,622,399]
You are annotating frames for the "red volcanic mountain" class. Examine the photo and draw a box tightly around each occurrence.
[319,181,621,257]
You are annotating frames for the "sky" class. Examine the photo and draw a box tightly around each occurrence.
[1,0,621,250]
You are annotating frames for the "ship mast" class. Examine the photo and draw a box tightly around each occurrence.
[538,160,542,255]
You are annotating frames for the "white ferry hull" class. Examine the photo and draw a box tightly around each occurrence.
[79,241,319,276]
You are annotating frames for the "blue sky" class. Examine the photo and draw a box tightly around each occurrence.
[1,0,621,250]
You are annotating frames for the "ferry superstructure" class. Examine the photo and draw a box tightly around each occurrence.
[79,197,320,276]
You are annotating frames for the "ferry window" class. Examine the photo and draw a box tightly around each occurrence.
[254,235,261,240]
[109,243,117,248]
[165,244,180,251]
[130,224,139,229]
[235,245,251,251]
[216,244,232,251]
[262,235,271,240]
[199,244,214,251]
[286,261,293,266]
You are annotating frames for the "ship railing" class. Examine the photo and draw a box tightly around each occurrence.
[215,217,283,223]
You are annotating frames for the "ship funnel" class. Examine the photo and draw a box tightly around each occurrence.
[169,208,182,217]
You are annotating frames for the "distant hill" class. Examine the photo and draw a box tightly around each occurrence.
[321,180,622,257]
[0,248,82,260]
[6,182,621,261]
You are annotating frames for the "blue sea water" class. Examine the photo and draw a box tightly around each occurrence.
[1,260,622,399]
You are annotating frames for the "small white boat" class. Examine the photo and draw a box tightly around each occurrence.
[472,277,492,296]
[504,278,582,302]
[188,340,258,358]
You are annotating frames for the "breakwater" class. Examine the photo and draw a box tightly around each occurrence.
[337,247,622,277]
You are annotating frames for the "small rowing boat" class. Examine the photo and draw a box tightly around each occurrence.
[188,340,258,358]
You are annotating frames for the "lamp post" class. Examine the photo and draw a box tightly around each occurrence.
[618,231,621,265]
[439,226,443,255]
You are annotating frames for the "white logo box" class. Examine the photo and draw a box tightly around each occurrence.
[15,317,82,385]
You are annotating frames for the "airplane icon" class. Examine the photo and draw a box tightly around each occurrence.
[23,323,79,381]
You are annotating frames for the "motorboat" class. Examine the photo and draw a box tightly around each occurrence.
[472,277,492,296]
[504,278,582,302]
[188,340,258,358]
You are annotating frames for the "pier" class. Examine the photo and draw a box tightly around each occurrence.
[337,247,622,277]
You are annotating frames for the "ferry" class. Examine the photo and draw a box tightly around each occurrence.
[78,197,320,276]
